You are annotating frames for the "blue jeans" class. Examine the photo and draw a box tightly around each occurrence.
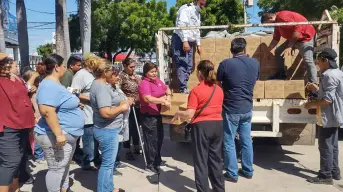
[223,111,254,180]
[82,126,100,167]
[172,33,194,93]
[93,127,120,192]
[34,143,45,160]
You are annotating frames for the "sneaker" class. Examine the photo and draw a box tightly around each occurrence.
[82,162,97,171]
[333,174,342,181]
[126,152,135,161]
[223,173,238,183]
[116,162,128,169]
[238,169,253,179]
[307,176,333,185]
[146,166,159,174]
[113,170,123,176]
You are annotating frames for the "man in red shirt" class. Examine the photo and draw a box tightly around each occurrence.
[261,11,317,84]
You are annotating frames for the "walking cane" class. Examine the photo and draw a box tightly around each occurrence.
[132,107,148,168]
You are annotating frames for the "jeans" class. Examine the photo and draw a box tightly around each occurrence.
[93,127,120,192]
[191,120,225,192]
[34,143,45,160]
[223,111,254,180]
[35,133,78,192]
[275,39,317,83]
[318,127,340,178]
[0,128,29,185]
[172,33,194,93]
[140,114,164,168]
[82,125,100,167]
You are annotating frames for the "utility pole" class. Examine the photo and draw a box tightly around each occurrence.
[243,0,247,32]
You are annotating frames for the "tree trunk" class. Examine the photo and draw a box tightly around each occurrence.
[16,0,29,70]
[55,0,70,59]
[79,0,91,54]
[0,0,6,52]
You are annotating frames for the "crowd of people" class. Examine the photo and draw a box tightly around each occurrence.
[0,50,172,192]
[0,0,342,192]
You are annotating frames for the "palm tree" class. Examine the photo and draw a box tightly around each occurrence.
[0,0,9,52]
[16,0,29,69]
[56,0,71,59]
[79,0,91,54]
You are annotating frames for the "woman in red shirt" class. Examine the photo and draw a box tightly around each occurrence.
[138,62,171,174]
[0,54,35,192]
[173,60,225,192]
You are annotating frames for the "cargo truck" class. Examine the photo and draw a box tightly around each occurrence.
[155,10,340,145]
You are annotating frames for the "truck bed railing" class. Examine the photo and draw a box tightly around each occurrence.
[159,20,338,31]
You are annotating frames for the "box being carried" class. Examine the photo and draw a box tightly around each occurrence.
[161,93,188,115]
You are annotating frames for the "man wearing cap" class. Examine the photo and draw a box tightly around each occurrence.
[60,55,82,88]
[304,48,342,184]
[171,0,206,93]
[261,11,317,84]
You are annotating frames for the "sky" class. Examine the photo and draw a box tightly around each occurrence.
[6,0,262,54]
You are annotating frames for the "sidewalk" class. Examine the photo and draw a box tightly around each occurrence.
[21,136,343,192]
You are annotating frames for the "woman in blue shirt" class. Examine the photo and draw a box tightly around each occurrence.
[34,54,85,192]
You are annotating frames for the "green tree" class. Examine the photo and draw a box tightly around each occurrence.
[171,0,245,35]
[92,0,172,60]
[257,0,343,64]
[37,43,53,58]
[69,14,81,52]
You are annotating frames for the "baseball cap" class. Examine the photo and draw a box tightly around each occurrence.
[318,48,338,69]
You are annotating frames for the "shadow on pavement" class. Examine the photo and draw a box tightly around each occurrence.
[31,169,47,192]
[70,168,98,191]
[158,165,196,192]
[253,139,318,180]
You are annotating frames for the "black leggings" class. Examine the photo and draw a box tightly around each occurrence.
[140,114,164,167]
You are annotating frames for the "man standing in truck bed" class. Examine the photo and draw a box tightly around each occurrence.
[261,11,317,84]
[172,0,206,93]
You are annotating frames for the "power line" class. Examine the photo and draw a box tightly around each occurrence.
[28,23,54,29]
[9,1,77,15]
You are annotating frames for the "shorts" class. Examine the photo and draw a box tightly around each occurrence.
[0,127,29,185]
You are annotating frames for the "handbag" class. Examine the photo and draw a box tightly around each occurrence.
[184,84,217,140]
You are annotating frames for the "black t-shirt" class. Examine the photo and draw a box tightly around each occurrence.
[217,54,260,114]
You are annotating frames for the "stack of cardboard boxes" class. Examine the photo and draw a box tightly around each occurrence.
[165,35,307,124]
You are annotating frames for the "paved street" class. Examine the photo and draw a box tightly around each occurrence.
[21,129,343,192]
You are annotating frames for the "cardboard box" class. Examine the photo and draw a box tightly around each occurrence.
[215,38,231,54]
[188,80,199,90]
[200,38,216,53]
[253,81,265,99]
[264,80,285,98]
[284,80,306,99]
[160,101,186,116]
[200,53,215,62]
[160,93,188,116]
